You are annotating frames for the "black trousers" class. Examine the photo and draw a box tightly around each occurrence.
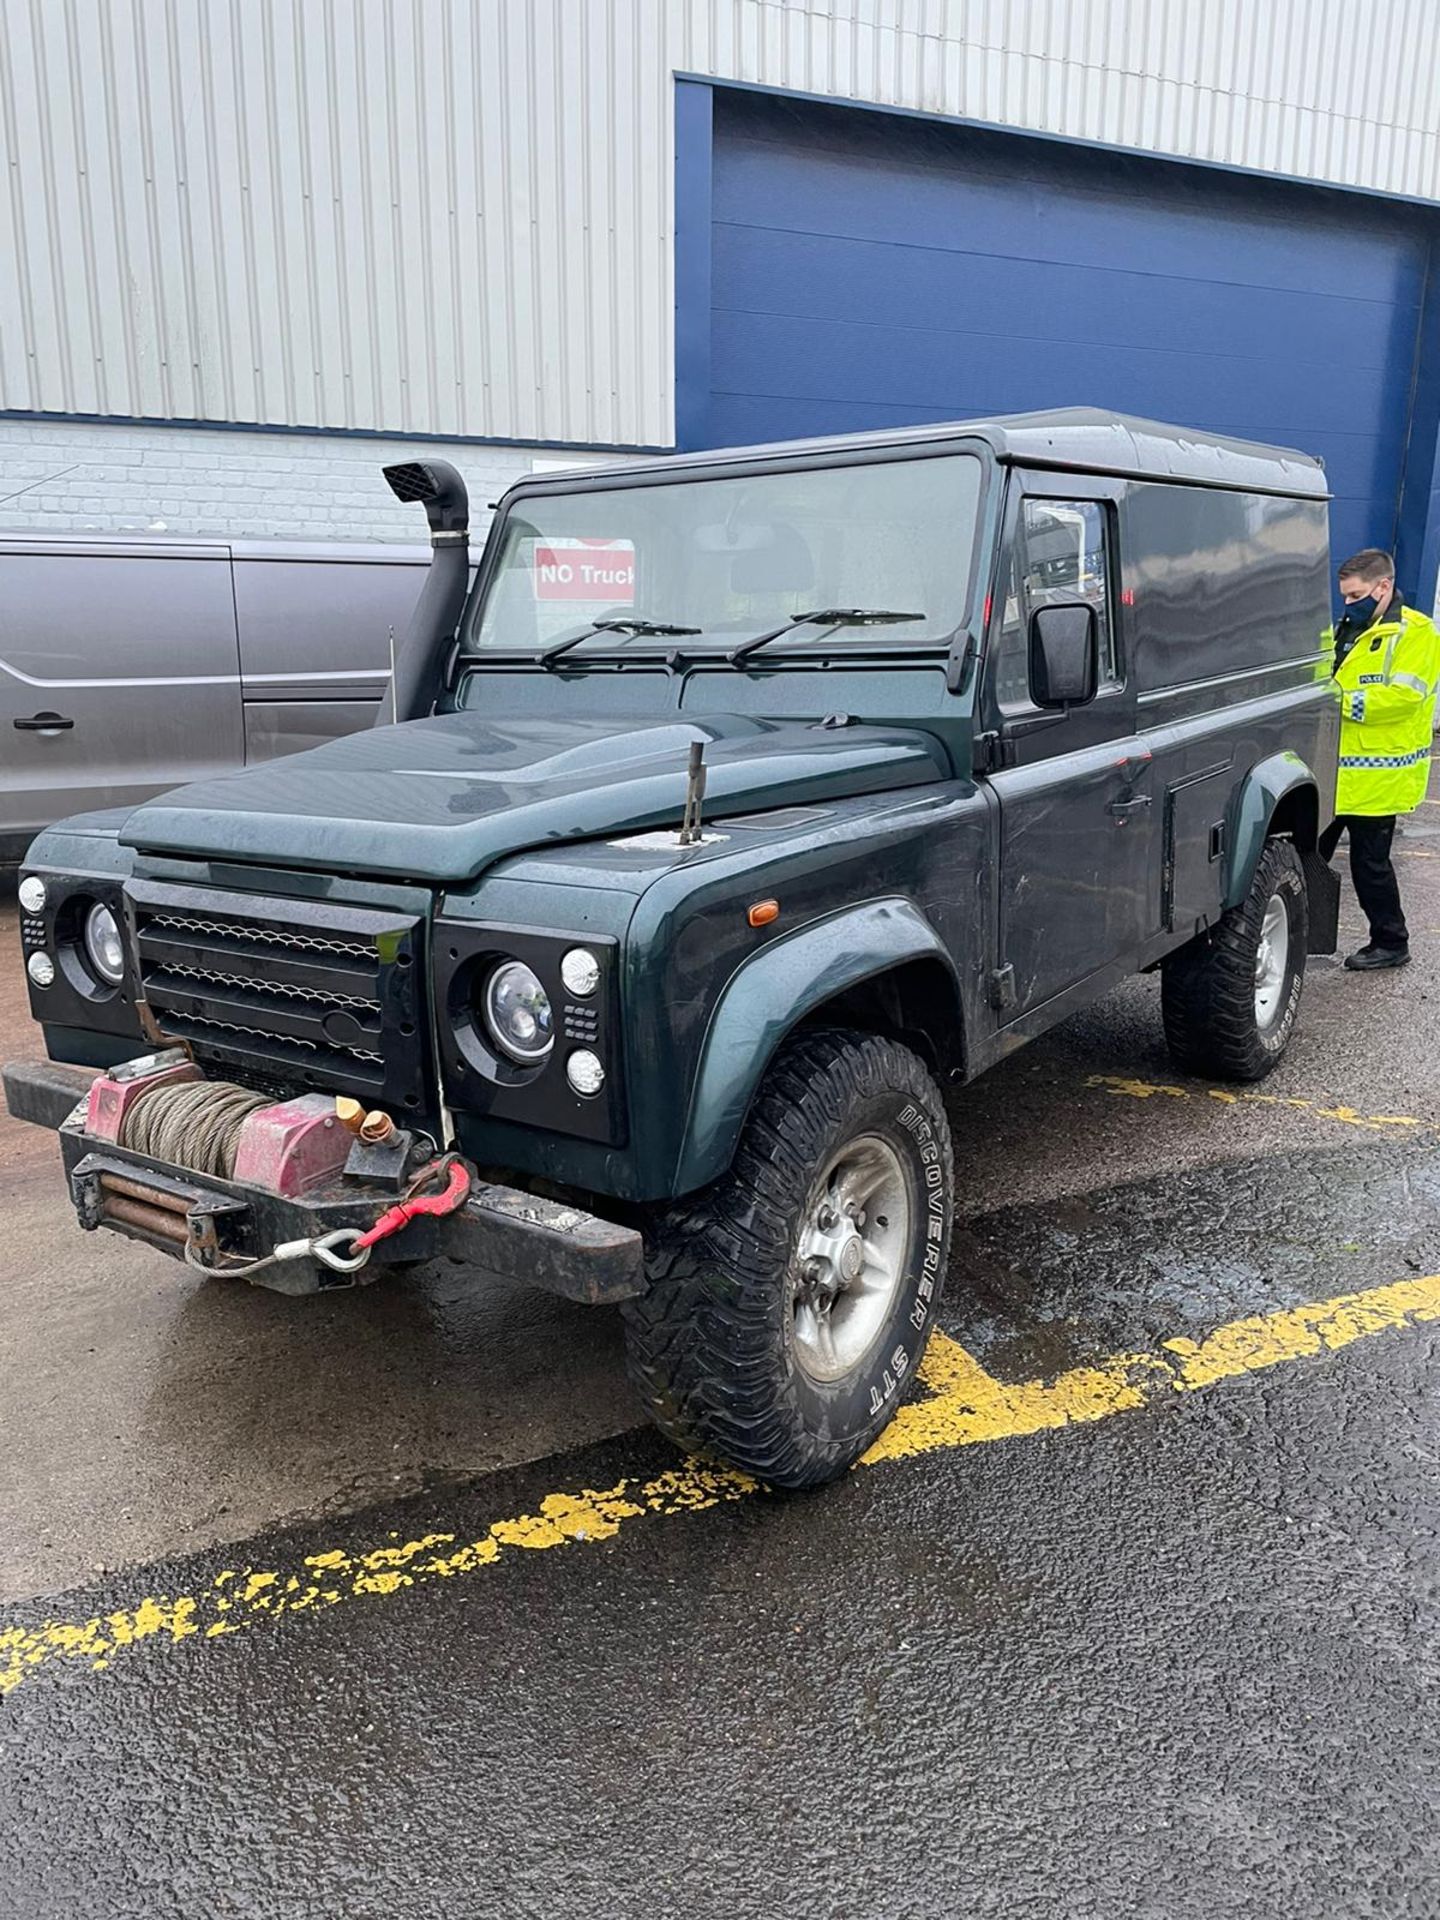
[1318,814,1409,950]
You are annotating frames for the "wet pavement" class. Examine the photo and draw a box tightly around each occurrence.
[3,810,1440,1915]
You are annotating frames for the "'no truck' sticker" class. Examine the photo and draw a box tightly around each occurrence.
[531,537,636,603]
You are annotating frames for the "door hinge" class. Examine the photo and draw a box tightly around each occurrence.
[988,964,1017,1010]
[973,731,1016,775]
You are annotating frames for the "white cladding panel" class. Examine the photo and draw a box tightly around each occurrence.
[2,0,1438,448]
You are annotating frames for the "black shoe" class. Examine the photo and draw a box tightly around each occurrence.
[1344,943,1411,971]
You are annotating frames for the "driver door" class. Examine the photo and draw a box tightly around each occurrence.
[981,479,1157,1022]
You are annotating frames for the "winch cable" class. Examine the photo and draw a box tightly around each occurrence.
[119,1079,271,1180]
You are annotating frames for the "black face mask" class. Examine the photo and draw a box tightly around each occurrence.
[1340,593,1378,630]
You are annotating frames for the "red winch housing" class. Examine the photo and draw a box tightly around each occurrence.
[85,1056,354,1199]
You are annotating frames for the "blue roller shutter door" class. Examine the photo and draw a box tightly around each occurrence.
[695,91,1435,575]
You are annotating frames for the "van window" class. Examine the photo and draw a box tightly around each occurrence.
[995,498,1118,711]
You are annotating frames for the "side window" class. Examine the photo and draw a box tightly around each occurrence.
[994,497,1119,712]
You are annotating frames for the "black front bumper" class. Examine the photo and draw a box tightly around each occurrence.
[2,1058,97,1130]
[2,1059,644,1304]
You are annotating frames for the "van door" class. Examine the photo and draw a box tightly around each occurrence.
[230,543,428,761]
[0,539,243,849]
[981,482,1157,1021]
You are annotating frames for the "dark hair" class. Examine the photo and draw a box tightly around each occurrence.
[1337,547,1395,583]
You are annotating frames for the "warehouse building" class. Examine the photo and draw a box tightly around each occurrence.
[3,0,1440,604]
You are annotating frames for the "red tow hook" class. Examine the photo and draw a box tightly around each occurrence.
[353,1155,473,1252]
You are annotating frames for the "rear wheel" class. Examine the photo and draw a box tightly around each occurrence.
[623,1029,954,1489]
[1161,836,1307,1081]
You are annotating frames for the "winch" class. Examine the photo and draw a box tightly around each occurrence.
[59,1047,472,1288]
[5,1046,643,1303]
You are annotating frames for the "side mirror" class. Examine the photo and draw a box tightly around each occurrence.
[1029,602,1099,709]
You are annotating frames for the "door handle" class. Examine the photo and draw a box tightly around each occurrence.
[13,712,74,732]
[1107,795,1152,819]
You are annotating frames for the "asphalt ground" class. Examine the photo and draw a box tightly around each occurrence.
[4,804,1440,1916]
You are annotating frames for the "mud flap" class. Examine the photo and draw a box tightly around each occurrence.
[1303,847,1341,955]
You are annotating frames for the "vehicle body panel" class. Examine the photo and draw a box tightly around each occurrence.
[1225,748,1333,909]
[229,540,427,750]
[0,540,241,859]
[118,711,952,882]
[986,726,1158,1015]
[671,895,962,1195]
[0,534,427,860]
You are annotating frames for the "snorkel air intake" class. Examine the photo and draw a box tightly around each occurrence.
[377,459,470,726]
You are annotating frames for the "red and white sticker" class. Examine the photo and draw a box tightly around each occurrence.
[532,537,636,603]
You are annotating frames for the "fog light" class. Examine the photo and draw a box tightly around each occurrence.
[560,947,600,997]
[27,951,55,989]
[18,875,46,916]
[83,902,126,986]
[566,1049,605,1096]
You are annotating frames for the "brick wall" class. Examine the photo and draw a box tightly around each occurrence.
[0,420,625,543]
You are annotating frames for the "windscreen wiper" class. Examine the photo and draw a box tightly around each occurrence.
[540,615,701,669]
[727,608,924,667]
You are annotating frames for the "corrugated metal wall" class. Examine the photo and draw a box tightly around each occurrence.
[3,0,1439,450]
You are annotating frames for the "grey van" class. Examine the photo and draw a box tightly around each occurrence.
[4,410,1342,1487]
[0,534,427,862]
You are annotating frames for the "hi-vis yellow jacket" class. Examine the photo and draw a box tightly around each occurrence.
[1332,600,1440,816]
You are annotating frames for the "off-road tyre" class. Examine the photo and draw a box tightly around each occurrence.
[622,1029,954,1490]
[1161,836,1308,1082]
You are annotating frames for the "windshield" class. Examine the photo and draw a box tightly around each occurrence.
[464,452,984,657]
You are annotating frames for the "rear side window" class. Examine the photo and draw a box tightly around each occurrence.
[994,498,1118,711]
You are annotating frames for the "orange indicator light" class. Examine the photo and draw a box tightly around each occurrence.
[747,899,780,928]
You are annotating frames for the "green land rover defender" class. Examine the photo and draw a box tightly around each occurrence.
[3,411,1339,1485]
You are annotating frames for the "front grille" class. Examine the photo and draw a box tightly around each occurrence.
[127,879,433,1127]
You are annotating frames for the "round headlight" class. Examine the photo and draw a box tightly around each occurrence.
[483,960,554,1064]
[27,950,55,989]
[18,875,47,916]
[566,1049,606,1096]
[560,947,600,998]
[83,902,126,986]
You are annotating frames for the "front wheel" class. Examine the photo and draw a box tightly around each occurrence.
[622,1030,955,1489]
[1161,835,1308,1081]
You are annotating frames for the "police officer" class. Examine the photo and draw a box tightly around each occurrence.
[1321,548,1440,970]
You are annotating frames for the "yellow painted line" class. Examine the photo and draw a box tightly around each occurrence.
[4,1269,1440,1701]
[1087,1073,1437,1139]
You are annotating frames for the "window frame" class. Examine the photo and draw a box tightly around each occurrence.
[989,488,1124,719]
[457,439,995,666]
